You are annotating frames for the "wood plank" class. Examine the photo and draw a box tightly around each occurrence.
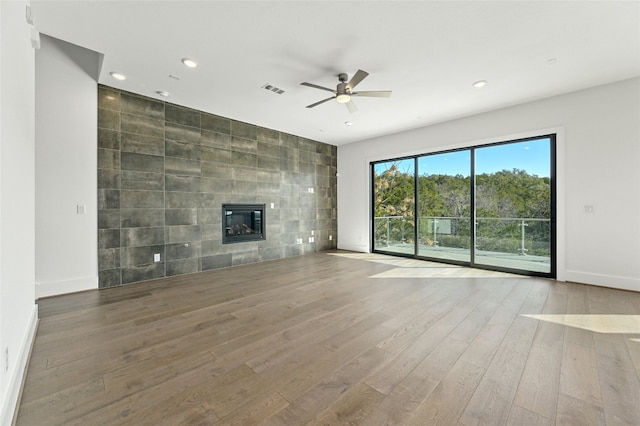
[506,404,553,426]
[310,382,385,425]
[405,359,485,425]
[555,392,605,425]
[458,317,538,425]
[206,390,288,426]
[586,284,640,425]
[512,281,567,420]
[15,251,640,425]
[458,283,549,425]
[364,288,489,396]
[361,335,469,425]
[563,283,595,348]
[264,347,394,425]
[560,341,603,407]
[593,334,640,425]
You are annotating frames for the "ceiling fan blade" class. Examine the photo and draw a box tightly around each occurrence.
[346,69,369,90]
[301,82,336,93]
[346,100,358,113]
[306,96,335,108]
[352,91,392,98]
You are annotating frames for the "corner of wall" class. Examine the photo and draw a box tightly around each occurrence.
[564,271,640,293]
[0,305,38,426]
[36,276,98,299]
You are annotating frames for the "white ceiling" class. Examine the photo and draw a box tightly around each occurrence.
[30,1,640,146]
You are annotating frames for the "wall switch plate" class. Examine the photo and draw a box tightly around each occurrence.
[329,235,333,241]
[154,253,160,262]
[270,203,274,209]
[76,205,86,214]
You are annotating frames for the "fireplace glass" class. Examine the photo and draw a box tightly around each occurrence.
[222,204,265,244]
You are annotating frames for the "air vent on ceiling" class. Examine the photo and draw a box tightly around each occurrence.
[262,83,285,95]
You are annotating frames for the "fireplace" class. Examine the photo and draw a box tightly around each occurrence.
[222,204,265,244]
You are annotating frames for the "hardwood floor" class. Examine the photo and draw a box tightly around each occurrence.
[16,251,640,425]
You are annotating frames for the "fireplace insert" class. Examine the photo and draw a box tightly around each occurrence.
[222,204,265,244]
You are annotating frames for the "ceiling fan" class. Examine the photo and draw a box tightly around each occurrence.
[300,69,391,113]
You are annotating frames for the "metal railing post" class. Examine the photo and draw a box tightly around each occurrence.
[386,217,390,246]
[433,219,438,246]
[520,220,528,255]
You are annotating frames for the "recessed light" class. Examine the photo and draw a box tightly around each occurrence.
[181,58,198,68]
[472,80,487,88]
[110,72,126,81]
[155,90,170,97]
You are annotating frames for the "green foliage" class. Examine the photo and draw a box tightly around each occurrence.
[475,169,550,219]
[373,165,551,255]
[374,163,415,243]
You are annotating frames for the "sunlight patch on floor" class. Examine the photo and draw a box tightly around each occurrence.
[522,314,640,334]
[328,252,518,279]
[369,267,463,279]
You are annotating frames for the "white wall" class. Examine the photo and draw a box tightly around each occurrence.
[0,1,39,423]
[35,34,100,298]
[338,77,640,292]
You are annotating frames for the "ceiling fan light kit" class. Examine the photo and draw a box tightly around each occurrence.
[336,94,351,104]
[301,69,391,113]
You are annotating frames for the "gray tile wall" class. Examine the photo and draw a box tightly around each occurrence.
[98,86,337,288]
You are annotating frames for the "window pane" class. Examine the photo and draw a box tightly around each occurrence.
[417,150,471,262]
[373,159,416,255]
[474,138,552,273]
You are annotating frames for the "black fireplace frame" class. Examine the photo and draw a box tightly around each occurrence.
[222,204,266,244]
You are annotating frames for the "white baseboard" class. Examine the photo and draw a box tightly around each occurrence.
[336,243,369,253]
[565,270,640,293]
[36,275,98,299]
[1,305,38,426]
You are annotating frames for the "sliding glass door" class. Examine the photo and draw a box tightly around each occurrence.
[372,159,415,256]
[474,138,553,274]
[371,135,555,277]
[417,150,471,263]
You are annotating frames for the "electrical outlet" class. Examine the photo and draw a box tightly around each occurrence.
[4,347,8,372]
[76,204,86,214]
[154,253,160,262]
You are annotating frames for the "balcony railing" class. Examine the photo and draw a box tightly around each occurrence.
[374,216,551,257]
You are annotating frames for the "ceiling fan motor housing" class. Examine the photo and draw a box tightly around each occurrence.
[337,82,350,95]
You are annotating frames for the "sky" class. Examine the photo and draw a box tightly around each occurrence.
[375,137,551,178]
